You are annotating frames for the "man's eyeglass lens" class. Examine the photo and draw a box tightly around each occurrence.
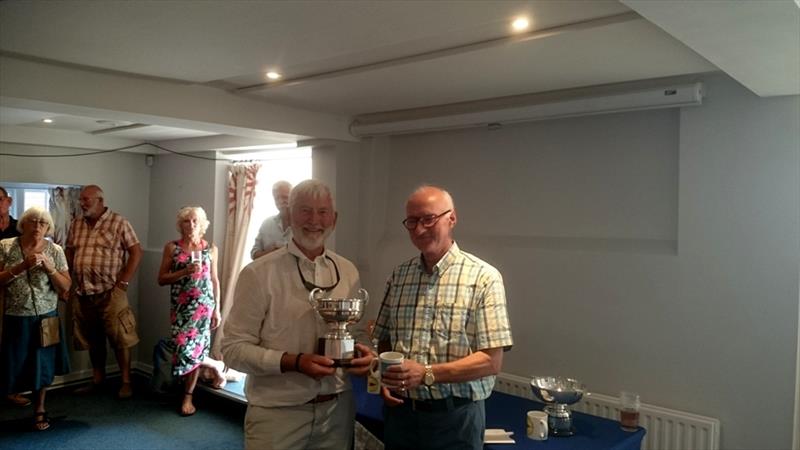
[402,209,452,230]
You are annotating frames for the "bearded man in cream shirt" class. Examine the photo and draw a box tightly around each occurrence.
[222,179,372,450]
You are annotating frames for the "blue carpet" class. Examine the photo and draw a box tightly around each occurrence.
[0,377,245,450]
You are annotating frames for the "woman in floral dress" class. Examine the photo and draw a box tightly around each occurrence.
[157,206,220,416]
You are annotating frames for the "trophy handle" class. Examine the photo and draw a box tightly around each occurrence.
[358,288,369,305]
[309,287,324,308]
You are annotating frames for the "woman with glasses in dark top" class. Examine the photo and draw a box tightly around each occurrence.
[0,206,71,431]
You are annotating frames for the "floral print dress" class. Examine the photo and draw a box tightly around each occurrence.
[170,240,214,376]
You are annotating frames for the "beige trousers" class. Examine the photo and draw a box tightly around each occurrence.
[244,391,355,450]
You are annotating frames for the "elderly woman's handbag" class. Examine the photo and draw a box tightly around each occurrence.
[39,316,60,347]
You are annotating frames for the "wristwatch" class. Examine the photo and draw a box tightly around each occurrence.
[423,364,435,386]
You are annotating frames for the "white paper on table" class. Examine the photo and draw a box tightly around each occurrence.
[484,429,516,444]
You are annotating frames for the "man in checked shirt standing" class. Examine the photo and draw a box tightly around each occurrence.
[373,185,513,450]
[67,185,142,399]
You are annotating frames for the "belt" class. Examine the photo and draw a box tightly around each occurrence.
[307,393,338,404]
[402,396,474,412]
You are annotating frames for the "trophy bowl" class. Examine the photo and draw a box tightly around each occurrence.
[313,298,366,324]
[530,376,587,437]
[309,288,369,366]
[530,376,586,405]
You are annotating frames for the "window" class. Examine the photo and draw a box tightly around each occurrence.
[226,147,312,267]
[2,183,56,218]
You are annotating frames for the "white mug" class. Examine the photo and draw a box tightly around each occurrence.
[527,410,548,441]
[367,351,404,394]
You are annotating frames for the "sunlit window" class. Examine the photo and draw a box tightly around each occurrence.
[227,147,312,268]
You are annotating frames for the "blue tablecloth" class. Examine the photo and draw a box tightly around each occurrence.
[352,376,645,450]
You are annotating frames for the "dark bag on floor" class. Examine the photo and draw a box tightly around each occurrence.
[39,316,60,347]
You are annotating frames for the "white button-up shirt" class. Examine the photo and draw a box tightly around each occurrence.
[222,239,362,407]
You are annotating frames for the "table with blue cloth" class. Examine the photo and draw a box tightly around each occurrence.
[352,376,646,450]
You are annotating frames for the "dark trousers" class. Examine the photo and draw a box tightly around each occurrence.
[383,399,485,450]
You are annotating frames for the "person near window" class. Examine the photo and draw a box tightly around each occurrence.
[66,185,142,399]
[373,185,514,450]
[223,179,372,450]
[250,180,292,259]
[0,207,72,431]
[157,206,221,416]
[0,187,19,241]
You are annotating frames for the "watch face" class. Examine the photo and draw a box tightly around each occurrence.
[424,368,434,386]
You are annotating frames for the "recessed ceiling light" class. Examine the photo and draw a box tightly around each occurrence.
[42,118,53,124]
[266,71,282,80]
[511,17,529,32]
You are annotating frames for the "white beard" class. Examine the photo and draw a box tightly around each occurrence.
[294,227,332,253]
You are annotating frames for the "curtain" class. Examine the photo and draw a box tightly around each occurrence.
[49,186,82,247]
[211,163,260,359]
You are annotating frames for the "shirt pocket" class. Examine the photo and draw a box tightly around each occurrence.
[433,304,469,344]
[93,230,116,256]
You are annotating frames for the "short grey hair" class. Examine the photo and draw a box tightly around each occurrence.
[18,206,55,236]
[289,179,335,210]
[175,206,210,236]
[82,184,105,200]
[408,184,455,209]
[272,180,292,196]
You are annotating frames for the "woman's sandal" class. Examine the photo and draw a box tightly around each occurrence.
[179,392,196,417]
[32,411,50,431]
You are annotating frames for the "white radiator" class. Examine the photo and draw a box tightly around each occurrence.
[495,373,720,450]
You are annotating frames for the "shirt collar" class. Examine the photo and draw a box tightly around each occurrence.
[84,207,111,225]
[288,238,329,264]
[416,241,460,275]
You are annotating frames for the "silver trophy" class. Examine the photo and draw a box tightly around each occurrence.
[308,287,369,367]
[530,376,588,437]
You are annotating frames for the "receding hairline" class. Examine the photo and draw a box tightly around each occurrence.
[81,184,104,199]
[407,185,454,210]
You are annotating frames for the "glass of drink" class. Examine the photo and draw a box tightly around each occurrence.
[619,391,640,431]
[190,250,202,265]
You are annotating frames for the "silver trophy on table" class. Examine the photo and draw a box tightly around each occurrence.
[530,376,588,437]
[308,287,369,367]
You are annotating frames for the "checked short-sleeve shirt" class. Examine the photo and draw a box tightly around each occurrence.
[67,208,139,295]
[374,242,513,401]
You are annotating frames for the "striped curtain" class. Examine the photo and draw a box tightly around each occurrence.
[48,186,82,247]
[211,163,260,358]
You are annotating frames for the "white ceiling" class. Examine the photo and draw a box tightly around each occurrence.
[0,0,797,147]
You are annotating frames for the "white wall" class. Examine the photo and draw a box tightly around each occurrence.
[337,74,799,450]
[0,144,152,372]
[138,152,219,365]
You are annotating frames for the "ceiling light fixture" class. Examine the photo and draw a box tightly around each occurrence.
[266,71,282,80]
[42,118,53,124]
[511,17,530,32]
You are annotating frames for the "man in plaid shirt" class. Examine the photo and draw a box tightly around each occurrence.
[373,185,513,450]
[67,185,142,399]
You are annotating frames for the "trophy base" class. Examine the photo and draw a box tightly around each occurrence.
[318,338,355,366]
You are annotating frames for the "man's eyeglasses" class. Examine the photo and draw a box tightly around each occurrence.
[402,209,452,230]
[294,255,341,292]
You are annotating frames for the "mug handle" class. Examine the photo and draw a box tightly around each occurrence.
[368,358,379,376]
